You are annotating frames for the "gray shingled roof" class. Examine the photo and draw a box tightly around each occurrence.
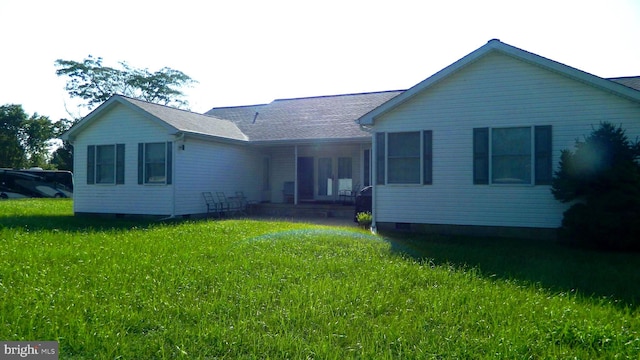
[609,76,640,91]
[205,90,403,142]
[123,96,248,141]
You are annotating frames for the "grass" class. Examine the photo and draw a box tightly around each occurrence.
[0,199,639,359]
[385,232,640,308]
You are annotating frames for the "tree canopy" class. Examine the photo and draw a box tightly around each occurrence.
[49,56,198,171]
[0,104,54,169]
[55,56,197,110]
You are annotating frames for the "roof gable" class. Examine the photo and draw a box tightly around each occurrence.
[358,40,640,125]
[62,95,247,142]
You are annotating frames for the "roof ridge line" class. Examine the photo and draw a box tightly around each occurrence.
[607,75,640,80]
[116,94,208,117]
[272,89,406,102]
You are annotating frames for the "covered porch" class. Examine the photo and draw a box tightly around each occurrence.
[257,141,372,205]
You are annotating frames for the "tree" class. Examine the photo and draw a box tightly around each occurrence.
[551,122,640,250]
[0,105,55,169]
[53,56,197,172]
[55,56,196,110]
[50,118,75,171]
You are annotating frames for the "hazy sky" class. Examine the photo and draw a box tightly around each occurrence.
[1,0,640,122]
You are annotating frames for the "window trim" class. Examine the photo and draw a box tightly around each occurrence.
[96,144,116,184]
[473,126,552,186]
[375,130,433,186]
[491,126,532,185]
[138,141,173,185]
[87,144,124,185]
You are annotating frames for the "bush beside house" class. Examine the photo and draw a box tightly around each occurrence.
[552,122,640,251]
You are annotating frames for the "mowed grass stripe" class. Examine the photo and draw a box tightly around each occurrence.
[0,199,638,359]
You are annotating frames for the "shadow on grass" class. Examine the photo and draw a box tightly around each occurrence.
[0,215,166,232]
[381,231,640,309]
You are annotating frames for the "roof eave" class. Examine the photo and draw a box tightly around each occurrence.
[249,136,371,147]
[179,130,248,145]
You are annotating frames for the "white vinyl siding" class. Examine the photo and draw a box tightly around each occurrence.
[72,105,175,215]
[372,52,640,229]
[172,137,262,216]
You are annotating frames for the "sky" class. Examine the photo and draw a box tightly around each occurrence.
[1,0,640,123]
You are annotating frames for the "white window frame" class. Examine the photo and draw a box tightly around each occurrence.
[377,131,432,185]
[95,144,116,184]
[489,126,534,185]
[143,142,167,184]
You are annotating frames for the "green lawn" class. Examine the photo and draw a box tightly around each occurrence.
[1,199,638,359]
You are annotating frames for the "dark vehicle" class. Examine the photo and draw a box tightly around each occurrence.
[20,168,74,192]
[354,186,372,222]
[0,169,72,199]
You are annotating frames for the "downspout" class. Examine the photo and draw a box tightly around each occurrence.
[370,132,377,234]
[161,136,180,221]
[360,124,377,234]
[294,145,298,205]
[171,139,176,218]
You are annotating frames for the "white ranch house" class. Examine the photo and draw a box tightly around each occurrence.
[63,40,640,238]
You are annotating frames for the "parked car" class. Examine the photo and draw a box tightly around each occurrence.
[354,186,372,222]
[0,169,72,199]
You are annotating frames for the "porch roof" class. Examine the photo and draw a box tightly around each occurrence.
[205,90,403,142]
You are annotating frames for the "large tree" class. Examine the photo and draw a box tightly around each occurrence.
[53,56,197,171]
[55,56,196,110]
[551,122,640,250]
[0,104,54,169]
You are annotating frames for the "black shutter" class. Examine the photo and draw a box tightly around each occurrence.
[534,125,552,185]
[166,141,172,185]
[116,144,125,184]
[87,145,95,185]
[473,128,489,184]
[423,130,433,185]
[138,143,144,184]
[375,132,385,185]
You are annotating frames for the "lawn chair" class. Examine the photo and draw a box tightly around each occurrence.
[338,182,359,205]
[235,191,249,214]
[216,192,243,216]
[234,191,258,215]
[202,192,222,217]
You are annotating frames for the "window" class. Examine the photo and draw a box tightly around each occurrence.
[492,127,531,184]
[338,157,352,193]
[87,144,124,185]
[388,132,420,184]
[96,145,115,184]
[375,133,385,185]
[375,130,433,185]
[318,157,332,196]
[262,157,271,191]
[363,149,371,187]
[138,142,172,184]
[473,126,552,185]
